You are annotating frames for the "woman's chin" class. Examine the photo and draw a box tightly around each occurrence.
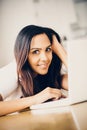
[38,70,48,75]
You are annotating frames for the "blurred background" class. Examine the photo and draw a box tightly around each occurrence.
[0,0,87,67]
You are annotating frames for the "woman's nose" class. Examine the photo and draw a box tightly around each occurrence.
[40,52,48,61]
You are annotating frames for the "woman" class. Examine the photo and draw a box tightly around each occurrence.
[0,25,68,116]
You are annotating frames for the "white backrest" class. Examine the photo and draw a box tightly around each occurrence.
[0,60,17,99]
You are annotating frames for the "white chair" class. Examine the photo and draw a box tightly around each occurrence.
[0,60,17,100]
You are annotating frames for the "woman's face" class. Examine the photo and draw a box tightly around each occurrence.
[28,33,52,75]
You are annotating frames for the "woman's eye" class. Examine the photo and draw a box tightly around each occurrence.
[32,50,39,54]
[46,48,52,52]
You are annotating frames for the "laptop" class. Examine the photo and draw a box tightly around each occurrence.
[30,38,87,110]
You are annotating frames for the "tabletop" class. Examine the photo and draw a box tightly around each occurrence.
[0,101,87,130]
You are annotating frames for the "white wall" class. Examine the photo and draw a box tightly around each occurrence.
[0,0,77,67]
[74,1,87,28]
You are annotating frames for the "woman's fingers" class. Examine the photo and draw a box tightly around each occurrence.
[34,87,65,104]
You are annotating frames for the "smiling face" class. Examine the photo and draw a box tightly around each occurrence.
[28,33,52,75]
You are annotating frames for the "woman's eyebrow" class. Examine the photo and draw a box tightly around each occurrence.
[30,44,52,50]
[47,45,52,48]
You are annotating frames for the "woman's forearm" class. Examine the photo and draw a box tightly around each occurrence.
[0,96,35,116]
[54,43,67,68]
[61,74,68,90]
[52,35,68,68]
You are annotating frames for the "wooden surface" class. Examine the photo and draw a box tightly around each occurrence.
[0,101,87,130]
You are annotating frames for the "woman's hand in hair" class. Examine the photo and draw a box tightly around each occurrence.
[33,87,65,104]
[52,35,68,68]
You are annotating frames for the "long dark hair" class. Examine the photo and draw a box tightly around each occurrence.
[14,25,62,97]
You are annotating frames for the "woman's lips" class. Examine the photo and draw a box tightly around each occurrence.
[38,64,49,69]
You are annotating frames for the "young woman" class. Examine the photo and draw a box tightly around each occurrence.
[0,25,68,116]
